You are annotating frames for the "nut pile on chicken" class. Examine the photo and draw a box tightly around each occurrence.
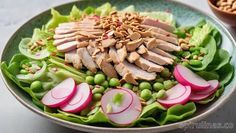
[53,11,181,85]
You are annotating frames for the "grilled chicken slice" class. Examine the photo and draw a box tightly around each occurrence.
[151,32,178,45]
[77,48,97,73]
[54,36,77,46]
[109,47,121,64]
[115,63,138,85]
[140,25,177,38]
[135,57,164,72]
[123,61,156,81]
[137,45,148,54]
[142,51,174,65]
[142,18,175,32]
[155,39,181,52]
[151,48,176,59]
[65,50,83,69]
[95,53,118,78]
[102,38,117,48]
[57,41,79,52]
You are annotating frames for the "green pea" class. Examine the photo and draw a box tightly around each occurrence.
[160,68,171,78]
[153,82,165,91]
[92,86,105,94]
[122,83,133,89]
[189,47,201,52]
[109,78,120,87]
[94,74,106,85]
[93,93,102,101]
[189,60,202,66]
[182,51,190,57]
[139,81,152,90]
[30,81,43,92]
[86,76,94,85]
[86,70,94,76]
[140,89,152,101]
[152,90,166,99]
[20,69,28,74]
[163,80,173,90]
[101,81,109,88]
[155,77,164,83]
[191,50,200,56]
[132,86,139,92]
[182,61,189,67]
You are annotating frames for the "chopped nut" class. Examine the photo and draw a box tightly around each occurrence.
[180,43,189,50]
[130,32,141,41]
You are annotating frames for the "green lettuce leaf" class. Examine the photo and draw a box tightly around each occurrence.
[95,3,116,16]
[217,63,234,86]
[197,71,219,80]
[69,5,82,21]
[140,102,166,118]
[157,102,196,125]
[122,5,135,13]
[46,9,69,30]
[207,49,230,71]
[189,22,214,46]
[196,93,216,104]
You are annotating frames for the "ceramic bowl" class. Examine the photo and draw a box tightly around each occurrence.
[208,0,236,26]
[1,0,236,132]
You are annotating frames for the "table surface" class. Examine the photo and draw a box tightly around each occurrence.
[0,0,236,133]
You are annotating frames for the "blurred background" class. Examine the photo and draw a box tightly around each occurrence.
[0,0,235,133]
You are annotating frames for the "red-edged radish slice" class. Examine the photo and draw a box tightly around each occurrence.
[41,78,76,108]
[189,80,219,101]
[60,83,92,113]
[158,84,191,107]
[101,89,133,114]
[174,64,210,91]
[106,88,142,125]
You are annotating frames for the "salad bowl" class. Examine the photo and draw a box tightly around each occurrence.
[1,0,236,132]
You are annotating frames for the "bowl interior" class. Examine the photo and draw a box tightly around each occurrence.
[1,0,236,132]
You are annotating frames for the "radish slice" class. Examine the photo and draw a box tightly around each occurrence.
[41,78,76,108]
[105,88,142,125]
[60,83,92,113]
[174,64,210,91]
[158,84,191,107]
[101,89,133,114]
[189,80,219,101]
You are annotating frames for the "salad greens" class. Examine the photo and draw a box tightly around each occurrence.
[1,3,234,128]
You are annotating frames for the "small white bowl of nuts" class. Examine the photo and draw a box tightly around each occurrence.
[208,0,236,26]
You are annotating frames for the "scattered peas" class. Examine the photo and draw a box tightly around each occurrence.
[122,83,133,89]
[132,86,139,92]
[160,68,171,78]
[30,81,43,92]
[92,86,105,94]
[101,81,109,88]
[182,51,191,57]
[189,47,201,52]
[20,69,28,74]
[139,81,152,90]
[189,60,202,66]
[93,93,102,101]
[153,82,165,91]
[109,78,120,87]
[155,77,164,83]
[163,80,173,90]
[86,76,94,85]
[94,74,106,85]
[140,89,152,101]
[86,70,94,76]
[153,90,166,99]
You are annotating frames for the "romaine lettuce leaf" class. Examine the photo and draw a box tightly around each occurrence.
[46,9,69,30]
